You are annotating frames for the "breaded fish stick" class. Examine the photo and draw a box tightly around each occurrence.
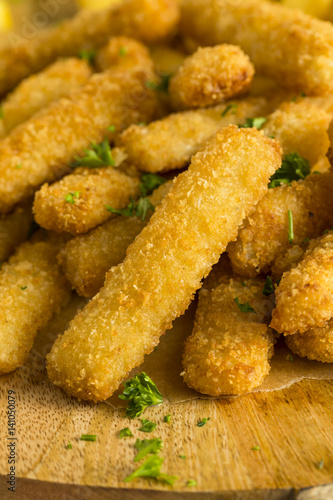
[0,239,71,374]
[228,172,333,277]
[271,233,333,335]
[58,181,172,297]
[47,126,281,401]
[169,45,254,110]
[180,0,333,95]
[0,0,179,96]
[285,323,333,363]
[0,204,34,263]
[182,275,275,396]
[117,96,275,173]
[2,58,92,134]
[0,65,157,214]
[33,168,140,235]
[96,36,154,72]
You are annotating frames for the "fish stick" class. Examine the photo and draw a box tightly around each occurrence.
[285,323,333,363]
[228,172,333,277]
[0,204,34,263]
[33,168,140,235]
[117,96,276,173]
[0,239,71,374]
[46,126,281,401]
[2,58,92,134]
[271,233,333,335]
[180,0,333,95]
[169,45,254,110]
[182,275,275,396]
[96,36,154,72]
[0,64,157,214]
[58,181,173,297]
[0,0,179,96]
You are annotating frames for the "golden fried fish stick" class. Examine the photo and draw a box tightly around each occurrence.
[58,181,173,297]
[96,37,154,72]
[285,323,333,363]
[182,276,275,396]
[0,239,71,374]
[2,58,92,134]
[117,96,275,173]
[271,233,333,335]
[0,65,157,214]
[0,204,34,263]
[0,0,179,96]
[228,172,333,277]
[33,168,140,235]
[180,0,333,95]
[47,126,281,401]
[169,45,254,110]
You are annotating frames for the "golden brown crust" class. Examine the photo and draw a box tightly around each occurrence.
[0,204,34,263]
[285,323,333,363]
[96,36,154,72]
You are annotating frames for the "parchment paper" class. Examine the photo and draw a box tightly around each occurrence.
[33,293,333,408]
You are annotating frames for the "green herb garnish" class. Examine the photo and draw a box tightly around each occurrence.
[251,445,260,451]
[119,46,128,57]
[197,418,210,427]
[67,442,72,449]
[107,125,116,132]
[80,434,97,442]
[119,372,163,419]
[268,152,310,189]
[139,173,166,197]
[78,49,96,65]
[286,354,294,362]
[16,163,22,169]
[20,286,27,290]
[234,297,256,314]
[221,103,237,117]
[65,191,81,204]
[187,479,197,487]
[71,139,115,168]
[317,459,324,470]
[180,455,186,459]
[146,74,172,93]
[139,418,157,433]
[238,117,267,129]
[263,276,274,296]
[288,210,294,244]
[119,428,133,439]
[134,438,163,461]
[124,455,177,484]
[291,91,306,102]
[164,414,171,423]
[106,197,155,221]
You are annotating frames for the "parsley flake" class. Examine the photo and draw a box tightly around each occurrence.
[119,46,128,57]
[107,125,116,132]
[139,418,157,433]
[180,454,186,459]
[65,191,81,204]
[80,434,97,442]
[263,276,274,296]
[288,210,294,244]
[146,74,172,93]
[20,286,27,290]
[124,455,177,484]
[140,173,166,197]
[106,197,155,221]
[238,117,266,129]
[221,103,237,117]
[164,414,171,423]
[286,354,294,362]
[119,372,163,419]
[72,139,115,168]
[67,442,72,449]
[197,417,210,427]
[119,427,133,439]
[234,297,256,314]
[78,49,96,65]
[251,445,260,451]
[187,479,197,487]
[134,438,163,461]
[16,163,22,169]
[268,152,310,189]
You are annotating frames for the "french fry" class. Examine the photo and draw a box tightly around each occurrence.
[0,204,34,263]
[285,322,333,363]
[46,126,281,402]
[58,181,173,297]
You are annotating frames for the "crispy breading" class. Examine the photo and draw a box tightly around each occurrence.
[117,96,276,173]
[182,276,275,396]
[169,45,254,110]
[271,233,333,335]
[58,181,172,297]
[0,0,179,96]
[180,0,333,95]
[0,65,157,214]
[46,126,281,402]
[285,323,333,363]
[271,245,306,279]
[0,204,34,263]
[0,239,71,374]
[2,58,92,134]
[33,168,140,235]
[96,36,154,72]
[228,173,333,277]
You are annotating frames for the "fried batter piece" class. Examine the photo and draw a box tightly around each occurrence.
[46,126,281,402]
[0,0,179,96]
[96,36,154,72]
[0,239,71,374]
[228,173,333,277]
[0,65,157,214]
[285,323,333,363]
[0,204,34,263]
[169,45,254,110]
[180,0,333,95]
[33,168,140,235]
[58,181,172,297]
[182,276,275,396]
[2,58,92,134]
[271,233,333,335]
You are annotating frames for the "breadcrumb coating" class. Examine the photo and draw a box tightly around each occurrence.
[0,0,179,96]
[58,181,172,297]
[0,239,71,374]
[117,96,275,173]
[96,37,154,72]
[271,233,333,335]
[271,245,306,279]
[228,173,333,277]
[0,65,157,214]
[285,323,333,363]
[182,276,275,396]
[180,0,333,95]
[46,126,281,401]
[0,204,34,263]
[2,58,92,134]
[169,45,254,110]
[33,168,140,235]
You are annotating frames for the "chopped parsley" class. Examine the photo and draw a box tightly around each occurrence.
[187,479,197,487]
[20,286,27,290]
[303,238,310,244]
[71,139,115,168]
[286,354,294,362]
[106,197,155,221]
[288,210,294,244]
[180,455,186,459]
[268,152,310,189]
[238,117,267,129]
[234,297,256,314]
[78,49,96,65]
[119,427,133,439]
[119,372,163,419]
[317,459,324,470]
[134,438,163,461]
[221,103,237,117]
[164,414,171,423]
[251,445,260,451]
[65,191,81,204]
[197,418,210,427]
[119,46,128,57]
[322,227,333,235]
[263,276,274,296]
[140,173,166,197]
[80,434,97,442]
[16,163,22,169]
[124,455,178,484]
[67,442,72,449]
[139,418,157,433]
[146,73,172,93]
[107,125,116,132]
[291,91,306,102]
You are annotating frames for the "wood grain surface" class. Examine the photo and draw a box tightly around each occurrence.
[0,349,332,499]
